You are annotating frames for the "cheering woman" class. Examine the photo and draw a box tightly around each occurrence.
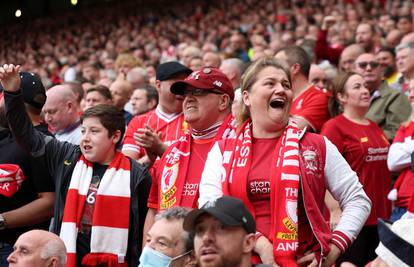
[199,57,371,267]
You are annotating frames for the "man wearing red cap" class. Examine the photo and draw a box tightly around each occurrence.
[143,67,237,234]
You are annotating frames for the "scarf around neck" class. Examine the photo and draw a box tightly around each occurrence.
[158,113,237,210]
[60,151,131,267]
[223,119,300,266]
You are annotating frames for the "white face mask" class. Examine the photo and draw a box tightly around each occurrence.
[138,246,192,267]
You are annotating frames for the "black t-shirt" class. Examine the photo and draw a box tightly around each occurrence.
[0,124,54,244]
[76,163,107,266]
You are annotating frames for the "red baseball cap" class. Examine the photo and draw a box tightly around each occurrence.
[0,164,26,197]
[171,67,234,100]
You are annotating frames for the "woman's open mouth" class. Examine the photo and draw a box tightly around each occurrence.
[269,98,286,109]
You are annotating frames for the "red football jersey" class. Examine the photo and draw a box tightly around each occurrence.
[247,138,278,237]
[148,138,215,209]
[321,114,391,225]
[122,107,188,159]
[290,85,330,133]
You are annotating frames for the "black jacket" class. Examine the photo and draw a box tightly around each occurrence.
[5,90,151,266]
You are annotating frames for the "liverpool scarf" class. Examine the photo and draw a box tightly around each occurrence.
[222,119,300,266]
[60,152,131,267]
[158,114,237,210]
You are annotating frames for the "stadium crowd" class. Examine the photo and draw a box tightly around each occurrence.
[1,0,414,266]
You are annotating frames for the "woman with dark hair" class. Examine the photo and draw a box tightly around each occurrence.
[198,57,371,267]
[321,72,391,266]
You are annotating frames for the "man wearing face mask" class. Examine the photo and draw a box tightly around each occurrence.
[139,207,196,267]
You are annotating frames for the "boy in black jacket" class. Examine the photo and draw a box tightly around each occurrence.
[0,64,151,267]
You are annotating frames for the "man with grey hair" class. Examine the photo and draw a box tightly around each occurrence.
[7,230,66,267]
[309,64,328,90]
[202,52,221,68]
[392,42,414,94]
[181,46,202,67]
[125,67,150,114]
[139,207,195,267]
[127,67,149,89]
[220,58,244,90]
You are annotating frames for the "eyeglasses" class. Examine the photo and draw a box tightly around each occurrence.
[182,88,223,96]
[357,61,380,70]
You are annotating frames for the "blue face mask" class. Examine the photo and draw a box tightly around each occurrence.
[138,246,192,267]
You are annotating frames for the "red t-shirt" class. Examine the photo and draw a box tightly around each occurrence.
[122,108,188,158]
[148,138,215,209]
[290,85,330,133]
[248,138,278,237]
[392,122,414,207]
[321,114,391,225]
[247,138,313,250]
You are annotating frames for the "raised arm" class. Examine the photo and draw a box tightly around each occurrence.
[1,64,49,155]
[1,64,76,177]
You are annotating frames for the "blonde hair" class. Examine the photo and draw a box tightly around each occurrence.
[238,57,291,125]
[115,53,142,71]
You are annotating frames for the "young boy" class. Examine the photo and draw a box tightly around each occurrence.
[0,64,151,267]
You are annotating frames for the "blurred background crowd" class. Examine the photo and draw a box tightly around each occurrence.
[0,0,412,93]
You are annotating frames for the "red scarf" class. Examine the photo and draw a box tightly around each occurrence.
[158,114,237,210]
[60,152,131,267]
[222,119,300,266]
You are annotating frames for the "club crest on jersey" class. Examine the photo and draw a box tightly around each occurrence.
[302,149,318,172]
[295,99,304,109]
[301,147,322,178]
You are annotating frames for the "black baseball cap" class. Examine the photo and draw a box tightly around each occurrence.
[183,196,256,234]
[0,72,46,109]
[155,61,192,81]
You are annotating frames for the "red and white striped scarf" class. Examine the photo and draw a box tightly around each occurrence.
[60,152,131,267]
[223,119,300,266]
[158,114,237,210]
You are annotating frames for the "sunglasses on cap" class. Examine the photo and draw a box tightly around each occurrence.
[357,61,380,69]
[182,88,223,97]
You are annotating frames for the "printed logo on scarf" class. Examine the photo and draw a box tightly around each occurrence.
[276,200,298,241]
[160,163,179,209]
[182,121,189,134]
